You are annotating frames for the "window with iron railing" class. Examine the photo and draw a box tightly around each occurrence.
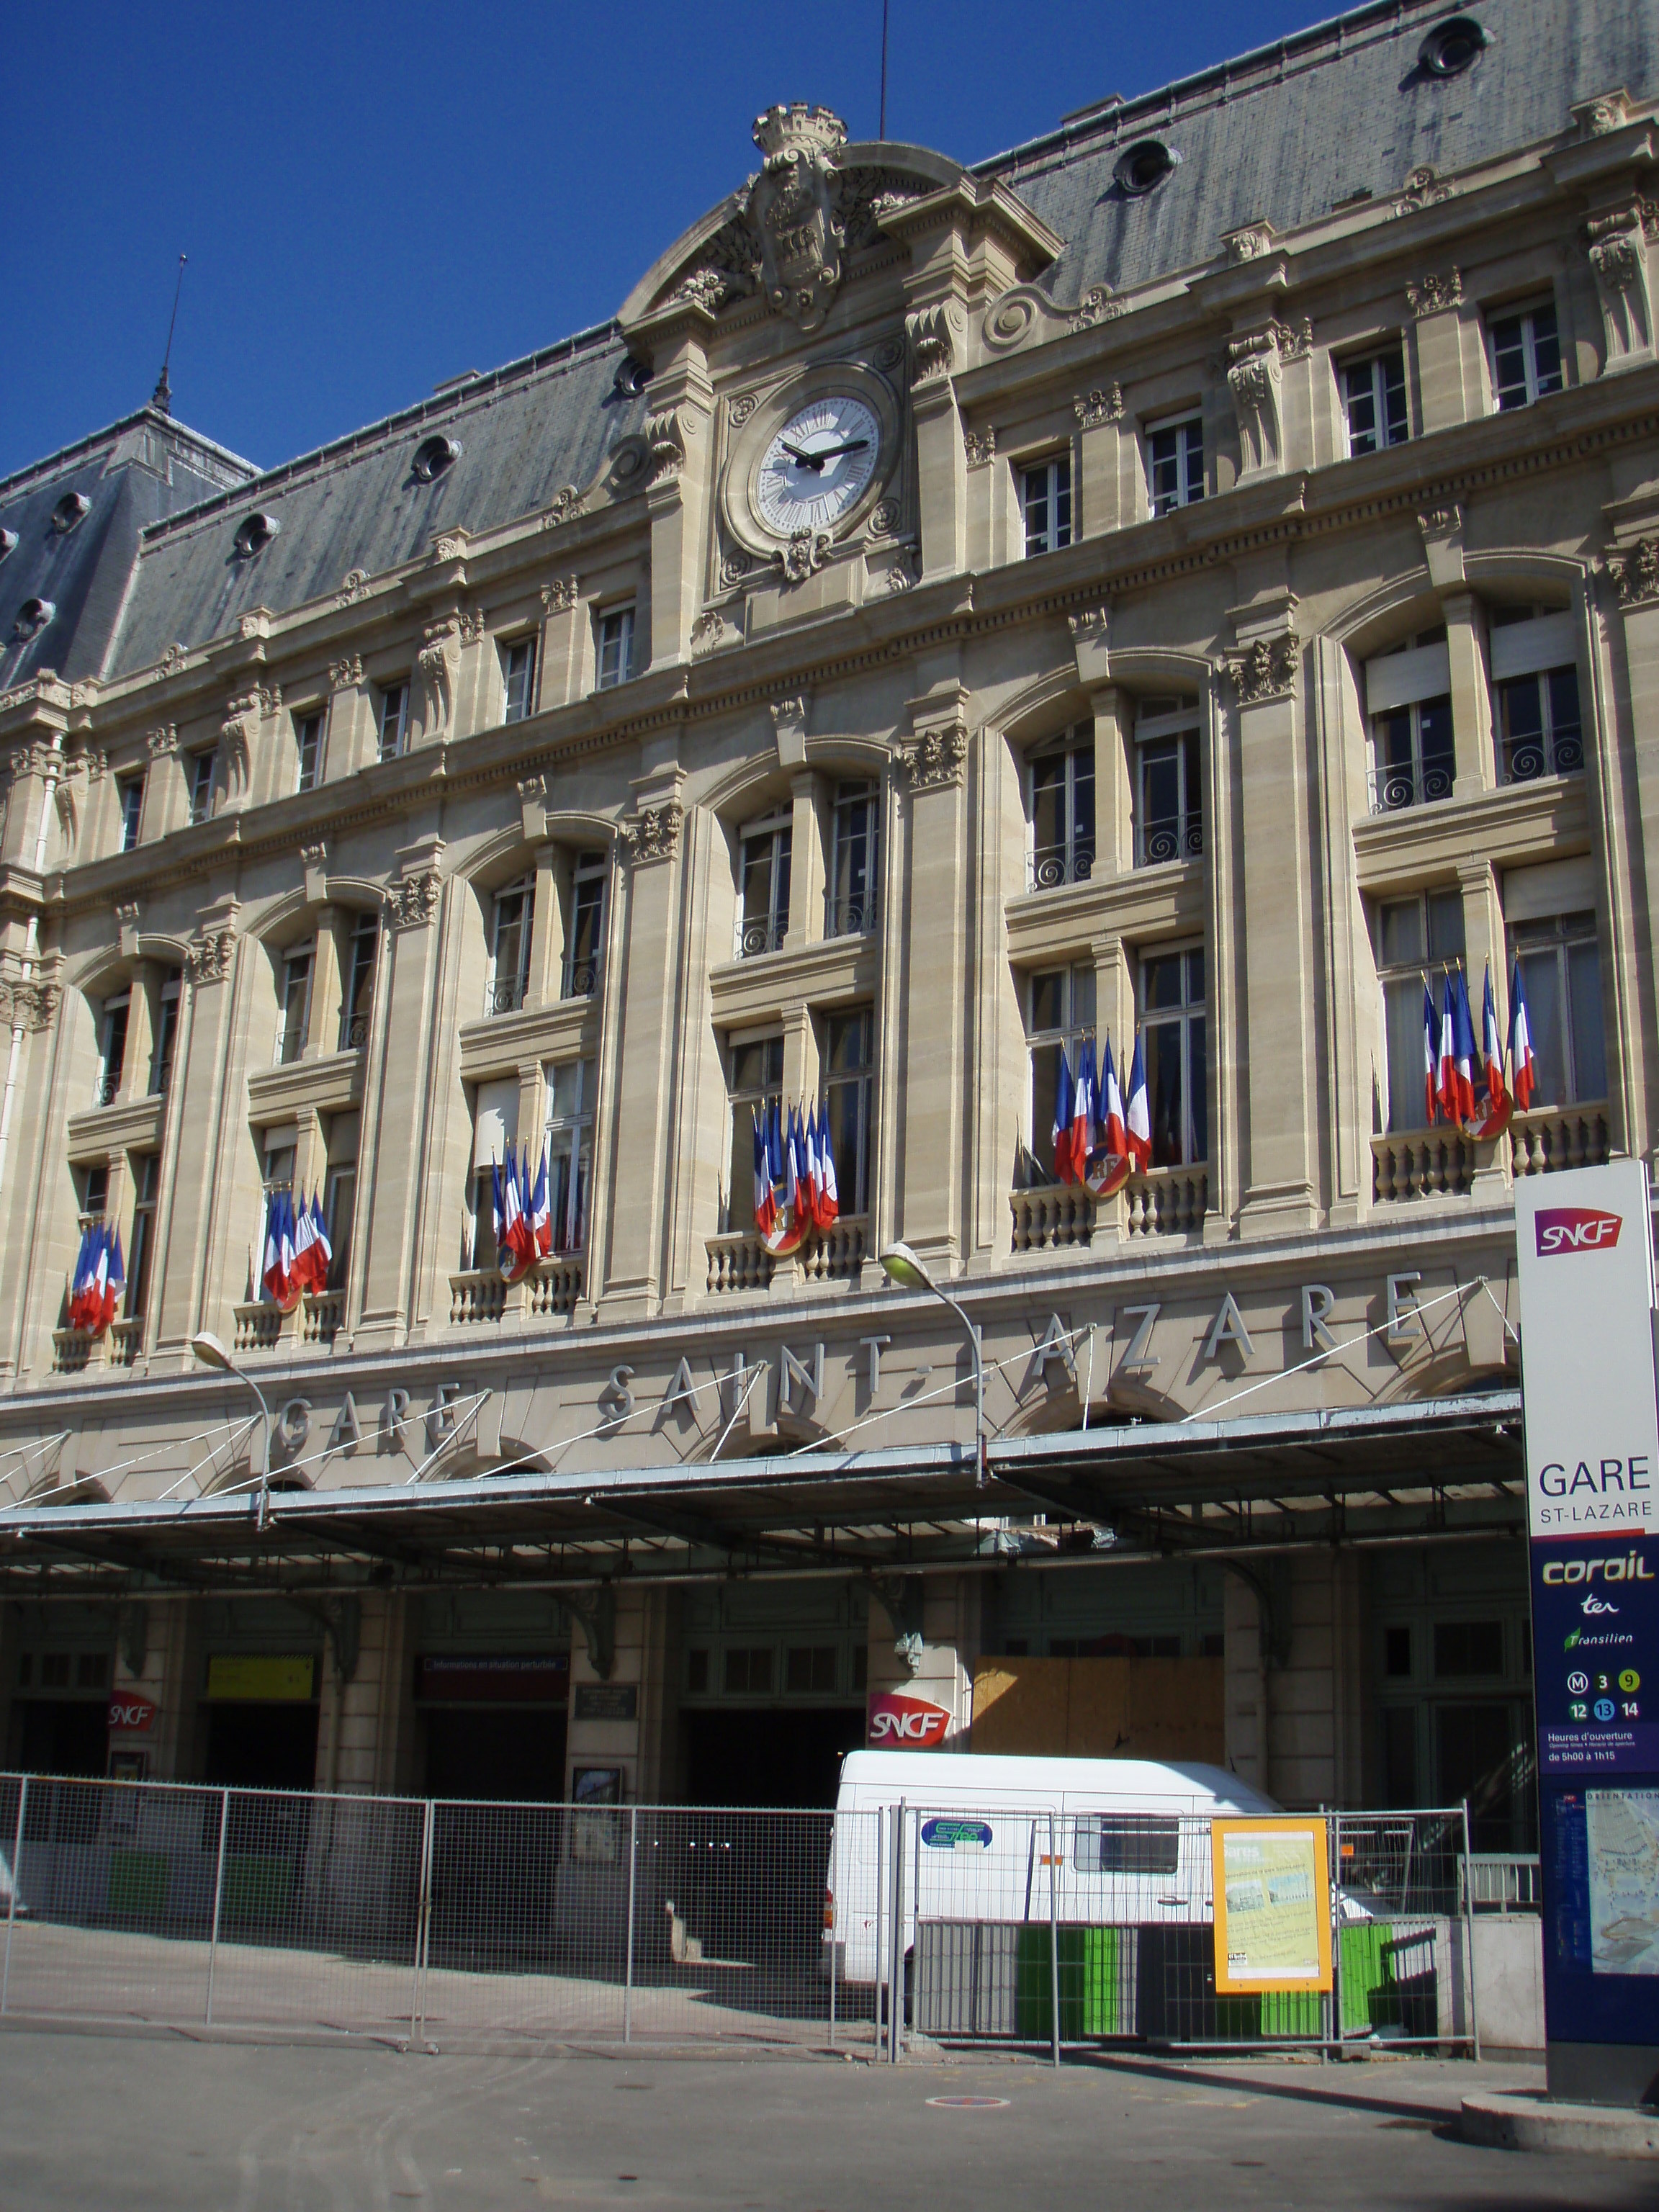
[486,877,534,1016]
[1025,963,1094,1183]
[276,948,313,1065]
[1028,732,1094,889]
[1135,702,1202,866]
[827,781,879,935]
[823,1007,873,1216]
[724,1034,783,1231]
[1141,945,1208,1167]
[94,992,128,1107]
[737,810,791,958]
[148,974,181,1096]
[545,1056,596,1253]
[1496,665,1582,785]
[1365,629,1454,814]
[1509,910,1606,1108]
[338,912,377,1050]
[564,850,606,997]
[1376,889,1465,1133]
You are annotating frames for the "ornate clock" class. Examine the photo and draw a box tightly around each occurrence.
[720,361,902,572]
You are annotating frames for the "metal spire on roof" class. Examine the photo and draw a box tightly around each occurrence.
[151,253,187,416]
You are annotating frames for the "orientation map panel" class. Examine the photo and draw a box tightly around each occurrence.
[1210,1818,1332,1995]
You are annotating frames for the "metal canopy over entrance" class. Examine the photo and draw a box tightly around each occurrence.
[0,1391,1524,1601]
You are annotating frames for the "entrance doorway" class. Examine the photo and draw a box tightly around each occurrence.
[11,1699,108,1777]
[681,1706,867,1809]
[423,1707,568,1802]
[203,1701,320,1791]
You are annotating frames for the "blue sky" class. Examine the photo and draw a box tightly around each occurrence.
[6,1,1328,480]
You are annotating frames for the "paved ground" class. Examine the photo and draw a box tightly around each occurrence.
[0,2029,1652,2209]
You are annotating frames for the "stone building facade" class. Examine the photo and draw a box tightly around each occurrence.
[0,0,1652,1833]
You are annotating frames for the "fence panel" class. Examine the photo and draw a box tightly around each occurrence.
[0,1775,1472,2056]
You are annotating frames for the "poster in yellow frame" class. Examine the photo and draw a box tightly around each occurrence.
[1210,1817,1334,1995]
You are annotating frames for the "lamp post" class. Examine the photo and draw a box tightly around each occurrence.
[190,1331,273,1529]
[878,1241,987,1488]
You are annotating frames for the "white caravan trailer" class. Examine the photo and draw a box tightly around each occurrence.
[824,1750,1280,1987]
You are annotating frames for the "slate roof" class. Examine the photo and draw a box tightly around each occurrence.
[981,0,1659,307]
[0,410,254,690]
[6,0,1650,693]
[105,328,648,681]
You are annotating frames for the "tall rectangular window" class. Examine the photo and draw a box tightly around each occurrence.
[1375,890,1465,1132]
[149,974,180,1097]
[595,606,635,691]
[276,947,312,1065]
[1022,454,1072,557]
[737,809,791,958]
[126,1153,160,1321]
[1341,349,1409,456]
[1510,911,1606,1109]
[1028,731,1094,889]
[96,992,129,1108]
[1136,701,1203,866]
[726,1035,784,1231]
[1496,665,1582,784]
[187,749,216,826]
[545,1056,596,1254]
[118,775,144,853]
[295,710,323,793]
[376,681,408,763]
[502,636,537,723]
[1489,300,1563,412]
[323,1161,356,1292]
[338,912,377,1049]
[1141,946,1208,1166]
[487,877,534,1016]
[824,1008,874,1217]
[565,850,606,997]
[1026,964,1094,1183]
[828,781,879,936]
[1368,635,1455,814]
[1147,415,1204,516]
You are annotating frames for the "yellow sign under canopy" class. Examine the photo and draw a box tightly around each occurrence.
[205,1654,316,1703]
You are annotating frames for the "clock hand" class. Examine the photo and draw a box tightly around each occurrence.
[778,441,825,472]
[807,439,870,464]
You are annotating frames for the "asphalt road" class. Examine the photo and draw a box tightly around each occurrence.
[0,2031,1651,2210]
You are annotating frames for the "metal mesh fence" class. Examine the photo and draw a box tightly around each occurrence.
[0,1774,1475,2058]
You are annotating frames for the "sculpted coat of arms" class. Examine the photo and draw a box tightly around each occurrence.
[748,104,848,331]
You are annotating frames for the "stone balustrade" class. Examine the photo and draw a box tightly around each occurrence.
[1509,1102,1610,1177]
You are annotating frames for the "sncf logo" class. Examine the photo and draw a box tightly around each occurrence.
[867,1693,950,1747]
[1535,1207,1623,1256]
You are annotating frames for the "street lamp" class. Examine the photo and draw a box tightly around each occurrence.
[878,1241,987,1488]
[190,1331,274,1529]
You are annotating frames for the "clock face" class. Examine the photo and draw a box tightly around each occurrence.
[755,395,881,537]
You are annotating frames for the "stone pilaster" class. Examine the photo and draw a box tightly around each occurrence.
[1074,385,1125,536]
[894,688,971,1271]
[1408,266,1476,431]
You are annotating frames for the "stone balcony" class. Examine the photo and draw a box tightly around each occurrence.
[1371,1101,1611,1205]
[1009,1171,1208,1254]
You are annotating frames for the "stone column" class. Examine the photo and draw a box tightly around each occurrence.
[597,774,685,1318]
[563,1583,670,1801]
[1074,385,1125,536]
[963,422,999,568]
[150,903,247,1357]
[117,955,155,1105]
[323,657,366,781]
[1082,672,1130,878]
[525,837,565,1010]
[785,770,823,950]
[893,689,970,1271]
[353,845,444,1349]
[636,312,714,671]
[1443,588,1496,799]
[1222,596,1320,1236]
[305,901,342,1058]
[1586,202,1655,374]
[906,301,968,580]
[1458,857,1511,1196]
[866,1575,979,1750]
[1408,267,1477,432]
[536,580,585,709]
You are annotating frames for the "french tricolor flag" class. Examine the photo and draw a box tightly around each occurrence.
[1480,966,1507,1112]
[1069,1036,1097,1184]
[1509,961,1538,1111]
[1099,1035,1127,1159]
[752,1110,777,1238]
[1123,1035,1151,1172]
[1437,970,1476,1125]
[1421,981,1439,1125]
[1051,1048,1076,1185]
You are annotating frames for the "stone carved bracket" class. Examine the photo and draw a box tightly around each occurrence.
[781,530,832,585]
[1222,633,1300,706]
[220,694,259,801]
[1074,385,1123,428]
[769,696,808,767]
[541,577,580,614]
[906,301,963,387]
[645,405,693,480]
[1225,321,1306,478]
[1393,165,1453,218]
[184,927,235,986]
[900,721,968,791]
[1407,268,1462,318]
[540,486,584,530]
[6,978,61,1031]
[748,104,847,331]
[329,655,363,691]
[620,801,685,866]
[691,609,737,655]
[963,426,996,469]
[145,725,179,757]
[1607,536,1659,608]
[385,871,442,930]
[1586,208,1653,364]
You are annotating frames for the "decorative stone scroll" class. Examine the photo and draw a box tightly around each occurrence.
[385,871,442,930]
[691,610,735,655]
[184,927,235,985]
[1068,286,1124,333]
[1222,633,1300,706]
[906,301,961,385]
[541,577,580,614]
[782,530,831,584]
[1607,536,1659,608]
[963,426,997,469]
[3,979,62,1030]
[541,486,584,529]
[1074,385,1123,428]
[1393,166,1452,218]
[900,721,968,791]
[328,655,363,691]
[145,725,179,757]
[646,405,692,479]
[1407,268,1462,317]
[418,620,461,739]
[336,569,369,606]
[1586,209,1653,364]
[620,802,684,866]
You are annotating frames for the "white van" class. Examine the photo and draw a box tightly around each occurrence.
[825,1750,1280,1986]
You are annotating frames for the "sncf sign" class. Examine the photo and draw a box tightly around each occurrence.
[1535,1206,1623,1256]
[107,1694,156,1735]
[867,1692,950,1748]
